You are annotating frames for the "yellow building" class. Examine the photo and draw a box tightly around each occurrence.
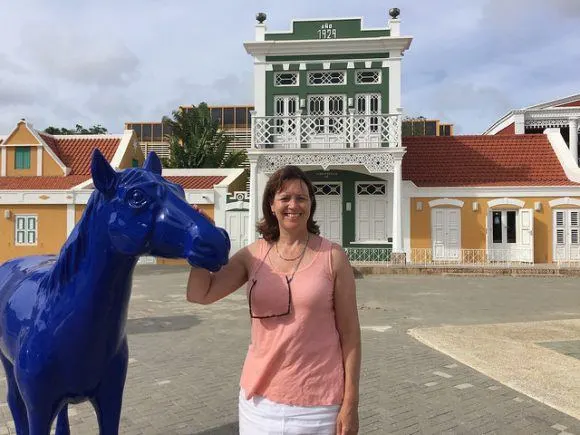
[402,130,580,265]
[0,119,248,265]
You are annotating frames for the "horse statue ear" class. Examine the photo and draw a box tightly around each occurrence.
[143,152,162,175]
[91,148,118,197]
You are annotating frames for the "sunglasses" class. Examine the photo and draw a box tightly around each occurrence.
[248,276,293,319]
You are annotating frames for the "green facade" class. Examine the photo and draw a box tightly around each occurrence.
[265,19,390,41]
[266,67,389,116]
[306,170,391,248]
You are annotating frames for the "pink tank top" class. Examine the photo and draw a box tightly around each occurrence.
[240,237,344,406]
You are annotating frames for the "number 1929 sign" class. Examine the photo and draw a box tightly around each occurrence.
[317,23,337,39]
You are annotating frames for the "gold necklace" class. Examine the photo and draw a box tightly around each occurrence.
[275,234,310,261]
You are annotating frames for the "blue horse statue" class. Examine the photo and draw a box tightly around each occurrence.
[0,149,230,434]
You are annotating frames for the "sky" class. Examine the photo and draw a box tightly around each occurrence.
[0,0,579,135]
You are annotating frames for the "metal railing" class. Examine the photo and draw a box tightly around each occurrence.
[252,113,401,149]
[345,247,393,265]
[344,247,541,267]
[409,248,535,266]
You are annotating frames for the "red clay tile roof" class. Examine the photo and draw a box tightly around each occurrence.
[0,176,89,190]
[165,176,226,189]
[402,134,578,187]
[40,134,120,175]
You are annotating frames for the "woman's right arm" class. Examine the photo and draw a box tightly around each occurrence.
[186,247,250,305]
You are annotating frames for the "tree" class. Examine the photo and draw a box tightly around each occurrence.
[162,103,246,168]
[43,124,108,135]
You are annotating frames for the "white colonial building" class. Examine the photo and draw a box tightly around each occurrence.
[243,10,412,260]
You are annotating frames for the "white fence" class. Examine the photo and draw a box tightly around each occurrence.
[408,248,535,267]
[345,247,560,267]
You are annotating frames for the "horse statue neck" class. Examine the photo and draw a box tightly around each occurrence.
[46,192,138,303]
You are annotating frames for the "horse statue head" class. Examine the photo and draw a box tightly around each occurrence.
[91,148,230,271]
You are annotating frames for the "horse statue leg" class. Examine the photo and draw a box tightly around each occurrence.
[91,338,129,435]
[0,354,28,435]
[55,405,70,435]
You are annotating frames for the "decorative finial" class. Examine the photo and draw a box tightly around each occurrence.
[256,12,267,24]
[389,8,400,19]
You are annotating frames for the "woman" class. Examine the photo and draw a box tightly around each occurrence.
[186,165,361,434]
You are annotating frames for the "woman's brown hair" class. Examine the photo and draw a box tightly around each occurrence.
[256,165,320,242]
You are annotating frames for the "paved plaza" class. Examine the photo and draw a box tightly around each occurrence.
[1,268,580,434]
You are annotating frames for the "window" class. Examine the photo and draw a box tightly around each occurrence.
[273,96,299,135]
[235,108,247,126]
[223,108,234,126]
[555,210,580,245]
[307,95,346,135]
[162,121,172,138]
[15,215,37,245]
[211,108,222,124]
[356,69,381,84]
[141,124,152,141]
[307,71,346,86]
[492,211,502,243]
[356,183,386,195]
[506,211,516,243]
[314,184,341,195]
[355,182,387,241]
[130,124,142,141]
[274,72,299,86]
[15,147,31,170]
[152,124,162,141]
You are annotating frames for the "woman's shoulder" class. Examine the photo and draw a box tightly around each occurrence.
[244,238,270,258]
[313,235,342,253]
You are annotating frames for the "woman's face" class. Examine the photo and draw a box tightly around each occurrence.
[270,178,312,232]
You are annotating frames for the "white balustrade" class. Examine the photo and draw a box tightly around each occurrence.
[252,113,401,149]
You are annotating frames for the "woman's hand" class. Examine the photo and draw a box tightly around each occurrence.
[336,404,359,434]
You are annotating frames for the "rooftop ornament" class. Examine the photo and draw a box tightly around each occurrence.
[389,8,400,19]
[256,12,267,24]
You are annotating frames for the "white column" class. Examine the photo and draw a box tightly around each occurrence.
[388,56,402,115]
[569,117,579,166]
[402,191,411,255]
[248,156,259,243]
[392,159,402,251]
[213,186,228,229]
[66,203,76,236]
[254,58,267,117]
[514,112,525,134]
[389,18,400,37]
[1,147,6,176]
[37,146,43,176]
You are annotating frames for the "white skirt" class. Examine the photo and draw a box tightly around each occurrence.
[238,389,340,435]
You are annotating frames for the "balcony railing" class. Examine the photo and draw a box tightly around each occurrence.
[252,113,402,149]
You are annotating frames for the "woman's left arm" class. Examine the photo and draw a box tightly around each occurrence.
[332,244,361,434]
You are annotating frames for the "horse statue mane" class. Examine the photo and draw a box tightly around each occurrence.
[0,149,230,434]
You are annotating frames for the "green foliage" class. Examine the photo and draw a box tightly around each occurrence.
[43,124,108,135]
[162,102,246,169]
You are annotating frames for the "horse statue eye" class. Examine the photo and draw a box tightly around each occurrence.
[128,189,147,207]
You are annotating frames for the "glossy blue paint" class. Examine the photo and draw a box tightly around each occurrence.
[0,149,230,434]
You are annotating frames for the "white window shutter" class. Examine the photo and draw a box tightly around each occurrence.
[357,197,370,241]
[518,209,534,262]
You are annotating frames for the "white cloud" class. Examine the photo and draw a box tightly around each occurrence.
[0,0,577,135]
[20,24,140,87]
